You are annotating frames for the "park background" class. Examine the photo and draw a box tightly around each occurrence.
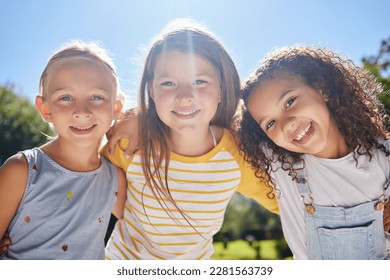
[1,0,389,259]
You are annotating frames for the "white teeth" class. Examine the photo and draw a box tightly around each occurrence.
[72,125,94,130]
[294,123,312,141]
[173,109,200,116]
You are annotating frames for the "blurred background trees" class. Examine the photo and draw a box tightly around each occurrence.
[0,84,53,164]
[1,37,389,259]
[362,37,390,118]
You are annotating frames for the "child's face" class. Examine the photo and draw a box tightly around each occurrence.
[149,50,221,135]
[247,77,345,158]
[37,62,122,146]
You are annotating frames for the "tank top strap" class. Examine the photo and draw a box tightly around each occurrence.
[209,126,217,148]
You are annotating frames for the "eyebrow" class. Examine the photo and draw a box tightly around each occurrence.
[257,89,294,127]
[50,86,111,96]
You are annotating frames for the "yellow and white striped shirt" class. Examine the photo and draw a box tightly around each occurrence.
[104,129,278,259]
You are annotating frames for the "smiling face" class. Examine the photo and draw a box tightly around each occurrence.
[149,50,221,135]
[247,76,346,158]
[36,62,122,147]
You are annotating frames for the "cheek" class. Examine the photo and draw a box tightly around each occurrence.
[199,90,220,106]
[51,105,71,115]
[152,91,171,105]
[312,102,332,124]
[267,131,281,145]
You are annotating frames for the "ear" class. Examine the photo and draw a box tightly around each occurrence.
[35,95,52,122]
[113,100,123,119]
[323,95,329,102]
[318,89,329,102]
[322,93,329,103]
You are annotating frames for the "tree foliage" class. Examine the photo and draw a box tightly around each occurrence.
[0,85,53,164]
[214,193,282,241]
[362,37,390,112]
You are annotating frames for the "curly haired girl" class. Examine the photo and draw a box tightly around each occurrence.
[238,45,390,259]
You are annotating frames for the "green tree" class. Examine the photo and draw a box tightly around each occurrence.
[362,37,390,112]
[214,193,281,241]
[0,85,53,164]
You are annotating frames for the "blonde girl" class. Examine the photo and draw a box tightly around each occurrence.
[0,41,126,259]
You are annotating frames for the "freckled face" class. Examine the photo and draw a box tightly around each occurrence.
[247,77,344,158]
[149,50,221,135]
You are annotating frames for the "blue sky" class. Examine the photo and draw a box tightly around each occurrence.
[1,0,389,108]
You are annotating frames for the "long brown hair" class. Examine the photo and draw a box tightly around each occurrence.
[138,19,241,222]
[238,45,389,192]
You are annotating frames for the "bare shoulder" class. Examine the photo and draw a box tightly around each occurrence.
[0,153,29,238]
[0,153,29,194]
[0,153,29,180]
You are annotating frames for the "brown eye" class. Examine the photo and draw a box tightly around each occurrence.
[266,120,275,130]
[286,97,297,108]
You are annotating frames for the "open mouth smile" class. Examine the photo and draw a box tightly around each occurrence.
[293,122,312,142]
[172,109,201,116]
[69,124,97,134]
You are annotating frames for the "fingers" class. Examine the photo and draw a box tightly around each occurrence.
[107,134,121,155]
[384,219,390,232]
[106,108,140,156]
[125,142,138,159]
[0,233,10,255]
[384,205,390,232]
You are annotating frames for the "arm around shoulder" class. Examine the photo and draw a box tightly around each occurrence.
[112,167,127,219]
[0,154,29,239]
[236,161,279,214]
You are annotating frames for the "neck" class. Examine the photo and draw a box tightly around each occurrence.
[169,126,220,157]
[41,137,102,171]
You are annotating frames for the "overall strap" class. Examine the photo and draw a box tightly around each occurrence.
[384,178,390,198]
[375,177,390,211]
[291,160,316,214]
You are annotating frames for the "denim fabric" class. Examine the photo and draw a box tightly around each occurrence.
[292,160,388,260]
[306,200,386,259]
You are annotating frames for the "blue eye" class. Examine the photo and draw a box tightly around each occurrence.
[161,81,174,86]
[266,120,275,130]
[286,97,296,108]
[59,96,72,101]
[91,95,104,101]
[193,80,206,85]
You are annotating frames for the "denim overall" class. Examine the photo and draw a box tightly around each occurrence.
[291,160,389,260]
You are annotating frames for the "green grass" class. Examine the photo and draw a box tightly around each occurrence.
[212,239,289,260]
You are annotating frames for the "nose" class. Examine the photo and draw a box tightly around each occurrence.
[281,116,297,134]
[175,85,194,103]
[73,102,91,119]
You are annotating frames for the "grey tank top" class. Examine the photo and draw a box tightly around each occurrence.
[1,148,118,260]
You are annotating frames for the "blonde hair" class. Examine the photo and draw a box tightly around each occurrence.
[39,40,123,101]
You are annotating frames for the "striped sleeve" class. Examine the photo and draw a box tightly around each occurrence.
[100,138,133,171]
[236,160,279,214]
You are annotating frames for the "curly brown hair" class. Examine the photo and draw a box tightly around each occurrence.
[238,45,389,192]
